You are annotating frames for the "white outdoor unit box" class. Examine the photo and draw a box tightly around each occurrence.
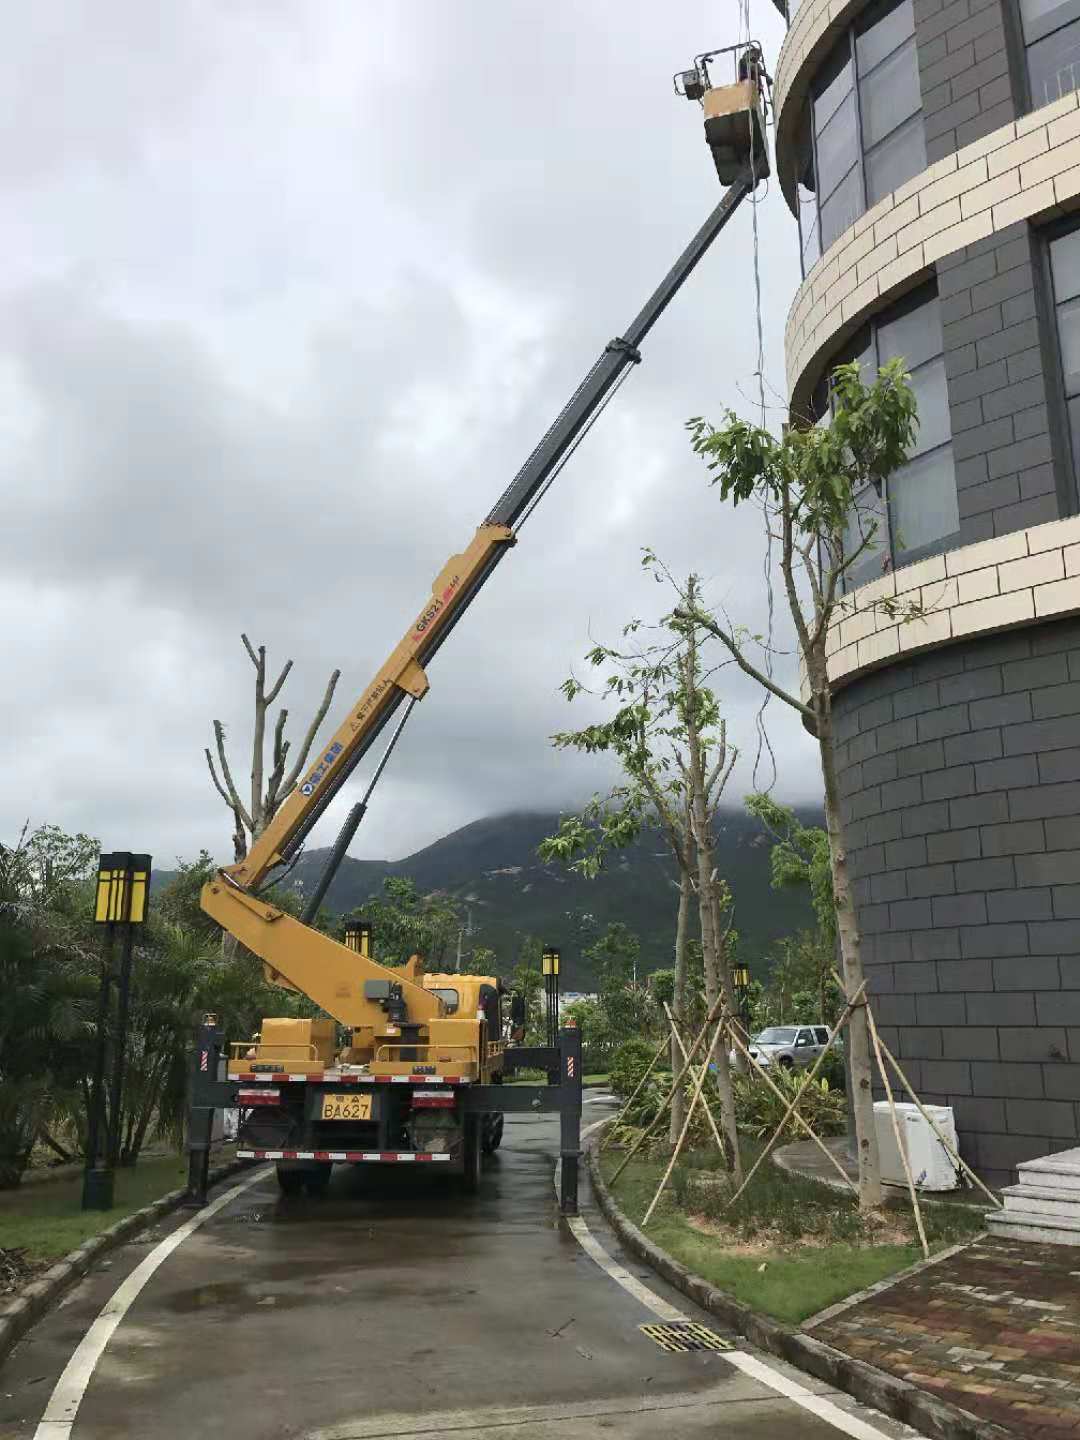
[873,1101,960,1191]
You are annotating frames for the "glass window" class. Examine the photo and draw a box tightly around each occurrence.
[1021,0,1080,106]
[819,286,958,587]
[429,987,460,1014]
[859,38,922,149]
[1049,225,1080,493]
[814,43,854,131]
[1051,226,1080,301]
[878,293,941,371]
[909,357,951,454]
[857,0,915,72]
[795,0,924,272]
[820,166,862,250]
[864,111,926,206]
[844,485,889,587]
[888,445,959,562]
[816,92,859,199]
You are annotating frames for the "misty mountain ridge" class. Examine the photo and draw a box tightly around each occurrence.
[285,807,822,989]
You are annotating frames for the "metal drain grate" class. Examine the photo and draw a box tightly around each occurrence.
[639,1322,734,1353]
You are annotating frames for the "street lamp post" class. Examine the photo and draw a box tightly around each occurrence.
[343,917,372,957]
[82,852,151,1211]
[731,963,752,1041]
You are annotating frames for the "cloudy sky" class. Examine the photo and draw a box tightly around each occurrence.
[1,1,820,869]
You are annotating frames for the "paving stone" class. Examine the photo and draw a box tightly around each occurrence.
[815,1237,1080,1438]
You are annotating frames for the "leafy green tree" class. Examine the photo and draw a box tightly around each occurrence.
[359,877,462,968]
[539,571,741,1164]
[0,826,97,1187]
[678,358,921,1209]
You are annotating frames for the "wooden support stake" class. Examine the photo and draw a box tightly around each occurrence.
[599,1030,671,1153]
[642,1013,729,1228]
[727,1023,857,1198]
[724,983,866,1212]
[609,995,729,1188]
[866,1003,929,1260]
[664,1001,726,1159]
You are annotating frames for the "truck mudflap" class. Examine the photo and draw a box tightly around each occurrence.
[238,1149,451,1163]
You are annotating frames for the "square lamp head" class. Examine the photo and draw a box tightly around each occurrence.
[344,918,372,957]
[732,963,751,991]
[94,852,151,925]
[542,947,561,977]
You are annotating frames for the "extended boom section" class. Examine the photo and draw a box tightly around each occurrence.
[191,63,768,1214]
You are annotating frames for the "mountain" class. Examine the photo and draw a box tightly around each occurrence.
[283,808,822,989]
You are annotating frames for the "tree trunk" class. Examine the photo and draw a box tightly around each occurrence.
[815,691,881,1210]
[669,869,691,1147]
[682,606,741,1182]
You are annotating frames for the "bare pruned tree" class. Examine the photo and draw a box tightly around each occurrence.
[206,634,341,862]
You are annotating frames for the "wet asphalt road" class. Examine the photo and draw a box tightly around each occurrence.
[0,1102,923,1439]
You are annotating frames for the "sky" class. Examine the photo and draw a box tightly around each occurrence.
[0,0,820,870]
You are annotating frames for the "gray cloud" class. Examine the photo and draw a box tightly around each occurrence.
[0,1,819,868]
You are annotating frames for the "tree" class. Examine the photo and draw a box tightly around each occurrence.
[206,634,341,862]
[677,358,921,1210]
[539,575,740,1169]
[359,877,462,969]
[0,826,97,1187]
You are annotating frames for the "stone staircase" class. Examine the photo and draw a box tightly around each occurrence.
[987,1147,1080,1244]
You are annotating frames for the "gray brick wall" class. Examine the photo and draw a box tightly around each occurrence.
[832,616,1080,1188]
[915,0,1025,165]
[935,222,1075,540]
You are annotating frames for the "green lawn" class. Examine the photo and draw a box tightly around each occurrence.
[0,1153,197,1264]
[600,1150,982,1326]
[584,1074,610,1087]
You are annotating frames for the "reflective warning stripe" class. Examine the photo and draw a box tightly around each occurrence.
[232,1073,468,1085]
[237,1149,452,1162]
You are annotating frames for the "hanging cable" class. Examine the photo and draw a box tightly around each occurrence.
[741,7,778,795]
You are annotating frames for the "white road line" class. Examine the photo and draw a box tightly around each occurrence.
[563,1132,918,1440]
[33,1167,267,1439]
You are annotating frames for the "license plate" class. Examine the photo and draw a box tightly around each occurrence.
[321,1093,373,1121]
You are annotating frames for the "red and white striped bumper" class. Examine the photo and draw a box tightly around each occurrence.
[238,1149,451,1163]
[232,1072,469,1085]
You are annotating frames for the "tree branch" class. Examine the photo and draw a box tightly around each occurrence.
[265,659,293,706]
[281,669,342,793]
[674,607,814,721]
[241,633,260,669]
[212,720,254,833]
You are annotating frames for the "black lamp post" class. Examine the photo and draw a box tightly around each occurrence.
[542,946,561,1049]
[82,852,151,1211]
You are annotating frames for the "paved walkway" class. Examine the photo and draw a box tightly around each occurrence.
[813,1234,1080,1436]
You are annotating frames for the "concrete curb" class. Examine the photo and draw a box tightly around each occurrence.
[586,1141,1011,1440]
[0,1156,254,1373]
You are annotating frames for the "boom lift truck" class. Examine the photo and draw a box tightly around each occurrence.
[187,44,770,1215]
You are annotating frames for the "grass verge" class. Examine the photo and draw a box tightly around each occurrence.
[599,1148,984,1326]
[583,1074,610,1087]
[0,1152,197,1266]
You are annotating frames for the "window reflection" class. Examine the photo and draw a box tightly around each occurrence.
[794,0,923,276]
[1021,0,1080,108]
[1049,225,1080,487]
[815,287,959,587]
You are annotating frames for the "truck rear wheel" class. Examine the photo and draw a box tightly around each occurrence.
[304,1163,333,1197]
[461,1115,482,1192]
[276,1165,305,1197]
[481,1112,504,1154]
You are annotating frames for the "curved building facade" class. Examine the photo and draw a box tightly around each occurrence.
[776,0,1080,1185]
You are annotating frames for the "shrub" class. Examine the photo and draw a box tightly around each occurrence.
[734,1065,846,1141]
[610,1038,660,1100]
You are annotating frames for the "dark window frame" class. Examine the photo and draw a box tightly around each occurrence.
[1039,213,1080,513]
[811,282,960,589]
[1014,0,1080,109]
[797,0,925,275]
